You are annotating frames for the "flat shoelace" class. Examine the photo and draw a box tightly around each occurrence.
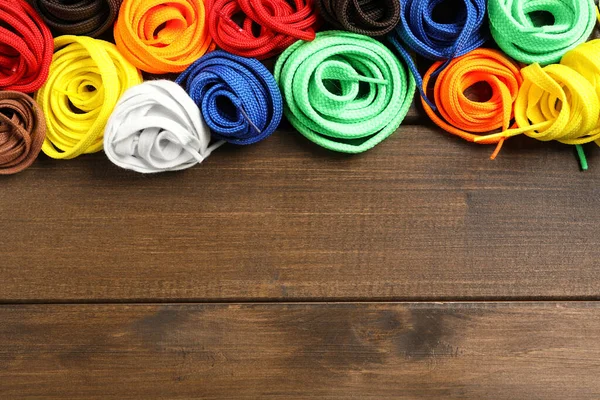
[114,0,213,73]
[422,48,522,159]
[488,0,596,65]
[274,30,416,153]
[176,50,282,145]
[30,0,122,37]
[475,40,600,169]
[316,0,400,36]
[0,91,46,174]
[0,0,53,92]
[36,35,142,159]
[104,80,224,173]
[388,0,487,106]
[561,39,600,110]
[206,0,319,59]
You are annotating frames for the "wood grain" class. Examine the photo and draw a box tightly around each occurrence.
[2,124,600,302]
[1,302,598,399]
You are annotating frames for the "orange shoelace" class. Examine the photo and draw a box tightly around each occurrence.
[114,0,214,74]
[422,48,522,159]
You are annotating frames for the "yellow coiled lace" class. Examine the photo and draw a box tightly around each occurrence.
[36,35,142,159]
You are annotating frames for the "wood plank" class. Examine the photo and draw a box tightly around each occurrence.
[1,125,600,301]
[1,302,599,399]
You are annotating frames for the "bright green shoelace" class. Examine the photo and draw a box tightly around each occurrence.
[274,31,416,153]
[488,0,596,65]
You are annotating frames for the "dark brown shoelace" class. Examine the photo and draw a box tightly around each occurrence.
[0,91,46,175]
[29,0,122,37]
[316,0,400,36]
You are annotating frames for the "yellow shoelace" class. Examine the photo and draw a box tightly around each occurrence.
[36,35,142,159]
[475,39,600,169]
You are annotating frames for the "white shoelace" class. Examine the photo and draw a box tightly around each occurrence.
[104,80,224,173]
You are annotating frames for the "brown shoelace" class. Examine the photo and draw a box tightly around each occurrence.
[316,0,400,36]
[0,91,46,175]
[29,0,122,37]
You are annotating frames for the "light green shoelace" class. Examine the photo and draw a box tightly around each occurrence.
[273,31,416,153]
[488,0,596,65]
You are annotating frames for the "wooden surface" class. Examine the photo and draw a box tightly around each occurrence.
[2,118,600,397]
[1,124,599,301]
[2,302,599,399]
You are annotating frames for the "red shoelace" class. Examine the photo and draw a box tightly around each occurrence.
[0,0,53,92]
[207,0,320,59]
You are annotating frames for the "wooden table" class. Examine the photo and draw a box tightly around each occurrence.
[2,104,599,399]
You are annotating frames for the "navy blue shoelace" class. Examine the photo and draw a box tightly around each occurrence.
[176,50,283,145]
[388,0,488,108]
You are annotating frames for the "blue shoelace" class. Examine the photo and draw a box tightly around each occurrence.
[176,50,283,145]
[388,0,488,108]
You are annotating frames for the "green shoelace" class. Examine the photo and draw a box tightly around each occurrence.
[274,31,416,153]
[488,0,596,65]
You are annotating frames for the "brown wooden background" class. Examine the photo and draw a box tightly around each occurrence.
[2,99,600,398]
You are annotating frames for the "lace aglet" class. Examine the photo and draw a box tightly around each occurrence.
[240,106,261,134]
[576,144,588,171]
[353,75,388,85]
[490,138,505,160]
[422,93,436,112]
[474,129,520,143]
[218,11,244,32]
[52,87,84,101]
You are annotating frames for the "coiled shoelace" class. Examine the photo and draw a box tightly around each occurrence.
[316,0,400,36]
[0,0,53,92]
[274,31,416,153]
[422,48,522,159]
[104,80,224,173]
[0,91,46,175]
[475,40,600,169]
[388,0,487,105]
[488,0,596,65]
[176,50,282,145]
[114,0,213,74]
[36,36,142,159]
[30,0,122,37]
[207,0,320,59]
